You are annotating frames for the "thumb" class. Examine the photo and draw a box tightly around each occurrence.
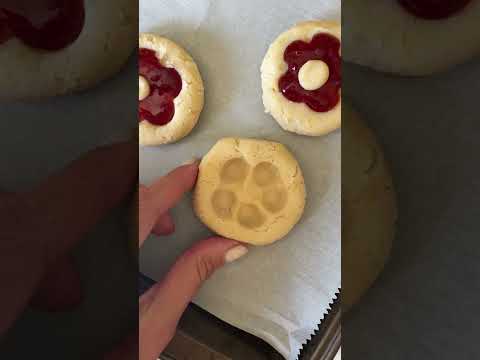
[139,237,248,360]
[29,255,83,312]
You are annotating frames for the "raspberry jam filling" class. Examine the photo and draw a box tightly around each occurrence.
[398,0,472,19]
[139,48,182,126]
[279,33,341,113]
[0,0,85,50]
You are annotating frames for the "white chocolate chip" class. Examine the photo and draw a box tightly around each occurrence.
[298,60,330,91]
[139,76,150,101]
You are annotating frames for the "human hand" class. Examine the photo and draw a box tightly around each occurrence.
[138,161,249,360]
[0,142,137,336]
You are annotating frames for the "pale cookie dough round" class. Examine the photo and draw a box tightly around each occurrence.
[193,138,306,246]
[139,33,204,146]
[0,0,137,101]
[342,104,397,309]
[344,0,480,76]
[261,21,341,137]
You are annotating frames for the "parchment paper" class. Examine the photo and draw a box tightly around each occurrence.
[342,61,480,358]
[139,1,341,359]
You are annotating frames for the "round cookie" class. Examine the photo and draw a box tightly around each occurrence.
[344,0,480,76]
[139,33,204,146]
[193,138,306,246]
[342,104,397,309]
[261,21,341,137]
[0,0,137,101]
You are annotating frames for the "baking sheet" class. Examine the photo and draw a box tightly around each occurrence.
[139,1,341,359]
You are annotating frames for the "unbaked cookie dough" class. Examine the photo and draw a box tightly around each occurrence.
[0,0,137,101]
[261,21,341,137]
[342,104,397,309]
[139,33,204,146]
[193,138,306,246]
[344,0,480,76]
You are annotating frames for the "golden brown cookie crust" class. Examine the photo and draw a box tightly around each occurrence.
[139,33,204,145]
[261,21,341,137]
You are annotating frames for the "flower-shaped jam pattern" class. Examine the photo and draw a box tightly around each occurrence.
[279,33,341,113]
[398,0,472,19]
[139,48,182,126]
[0,0,85,50]
[211,158,288,229]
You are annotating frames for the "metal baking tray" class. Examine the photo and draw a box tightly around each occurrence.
[140,274,341,360]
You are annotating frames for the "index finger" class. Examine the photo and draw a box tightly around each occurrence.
[139,161,199,244]
[27,141,137,266]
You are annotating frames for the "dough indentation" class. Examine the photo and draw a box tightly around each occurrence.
[211,189,237,219]
[262,186,288,213]
[237,204,266,228]
[253,162,280,187]
[220,158,250,184]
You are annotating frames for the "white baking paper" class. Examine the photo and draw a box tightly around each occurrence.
[139,1,341,359]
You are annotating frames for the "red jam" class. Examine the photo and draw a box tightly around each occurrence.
[398,0,472,19]
[0,0,85,50]
[279,33,341,113]
[139,48,182,126]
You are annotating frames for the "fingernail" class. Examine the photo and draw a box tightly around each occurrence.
[182,157,199,166]
[225,245,249,263]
